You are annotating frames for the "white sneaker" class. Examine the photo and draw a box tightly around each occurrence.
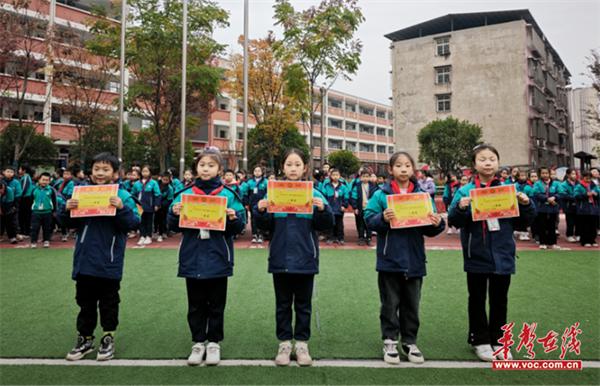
[137,237,145,246]
[275,341,292,366]
[492,345,513,360]
[205,342,220,365]
[555,229,560,235]
[30,243,37,249]
[584,244,592,248]
[519,232,530,241]
[62,235,68,242]
[143,237,152,245]
[382,339,400,364]
[593,243,598,247]
[157,235,163,243]
[16,234,24,242]
[576,236,581,242]
[551,244,561,250]
[43,241,50,248]
[401,343,425,364]
[187,342,205,366]
[567,236,577,243]
[539,245,547,250]
[251,236,257,244]
[447,228,453,235]
[473,344,495,362]
[294,341,312,366]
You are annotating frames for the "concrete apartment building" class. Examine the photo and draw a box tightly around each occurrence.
[385,10,572,169]
[569,86,600,169]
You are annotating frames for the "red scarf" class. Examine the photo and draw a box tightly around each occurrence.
[390,179,415,194]
[59,180,68,193]
[579,180,595,205]
[192,185,224,196]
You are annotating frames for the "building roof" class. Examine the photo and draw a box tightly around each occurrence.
[384,9,570,77]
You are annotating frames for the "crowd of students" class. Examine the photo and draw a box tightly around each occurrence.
[0,145,598,368]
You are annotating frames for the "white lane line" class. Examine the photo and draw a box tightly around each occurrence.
[1,358,598,368]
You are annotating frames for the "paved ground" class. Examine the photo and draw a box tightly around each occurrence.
[1,213,598,251]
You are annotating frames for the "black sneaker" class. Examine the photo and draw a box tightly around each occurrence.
[66,335,94,361]
[96,334,115,361]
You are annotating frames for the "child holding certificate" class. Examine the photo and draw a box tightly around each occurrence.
[168,148,246,366]
[364,152,445,365]
[62,153,141,361]
[448,144,536,362]
[254,148,334,367]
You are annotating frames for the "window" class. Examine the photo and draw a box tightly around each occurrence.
[217,98,229,111]
[389,146,395,154]
[376,127,386,136]
[51,107,61,123]
[237,100,243,113]
[359,143,374,152]
[214,125,229,139]
[435,66,451,84]
[435,36,450,56]
[436,94,451,112]
[34,71,45,81]
[345,103,356,112]
[237,131,243,140]
[359,124,374,134]
[345,122,356,131]
[312,117,321,126]
[376,110,386,119]
[346,141,357,152]
[377,145,386,154]
[328,118,342,129]
[359,105,373,115]
[314,137,321,147]
[328,99,342,108]
[388,129,394,138]
[328,139,343,150]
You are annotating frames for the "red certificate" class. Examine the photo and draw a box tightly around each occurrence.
[267,180,313,214]
[70,184,118,218]
[179,194,227,231]
[386,193,433,229]
[470,184,520,221]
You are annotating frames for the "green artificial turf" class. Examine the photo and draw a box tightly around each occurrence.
[0,248,598,362]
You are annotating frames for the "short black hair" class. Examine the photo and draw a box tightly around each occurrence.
[3,165,16,172]
[360,169,371,176]
[471,144,500,164]
[160,172,172,178]
[92,152,120,172]
[39,172,51,179]
[224,169,235,175]
[329,168,340,174]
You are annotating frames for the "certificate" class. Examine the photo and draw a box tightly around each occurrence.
[267,180,313,214]
[386,193,433,229]
[70,184,118,218]
[470,184,520,221]
[179,194,227,231]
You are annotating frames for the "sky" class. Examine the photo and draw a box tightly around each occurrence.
[211,0,600,105]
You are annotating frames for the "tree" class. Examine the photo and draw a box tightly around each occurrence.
[0,0,49,164]
[273,0,364,168]
[584,49,600,156]
[327,149,360,177]
[0,124,57,167]
[53,25,119,167]
[248,126,309,173]
[88,0,228,172]
[417,117,483,176]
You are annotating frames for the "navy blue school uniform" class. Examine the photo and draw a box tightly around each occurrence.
[168,178,246,343]
[349,181,379,242]
[364,179,445,345]
[574,181,599,245]
[321,180,349,242]
[60,186,140,337]
[558,180,579,239]
[253,187,334,341]
[244,176,268,239]
[448,176,536,346]
[132,178,161,238]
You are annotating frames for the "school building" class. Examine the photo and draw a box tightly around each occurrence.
[0,0,395,173]
[385,9,573,169]
[568,86,599,170]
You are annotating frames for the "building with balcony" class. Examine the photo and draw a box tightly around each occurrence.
[568,86,600,169]
[386,9,573,169]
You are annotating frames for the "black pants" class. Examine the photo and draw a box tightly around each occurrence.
[378,272,422,344]
[273,273,314,341]
[565,213,577,237]
[537,213,557,245]
[154,205,170,235]
[577,215,598,245]
[75,275,121,336]
[186,277,228,343]
[140,212,154,237]
[31,212,53,243]
[330,214,344,241]
[355,212,370,241]
[466,272,511,346]
[19,196,33,235]
[250,211,263,238]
